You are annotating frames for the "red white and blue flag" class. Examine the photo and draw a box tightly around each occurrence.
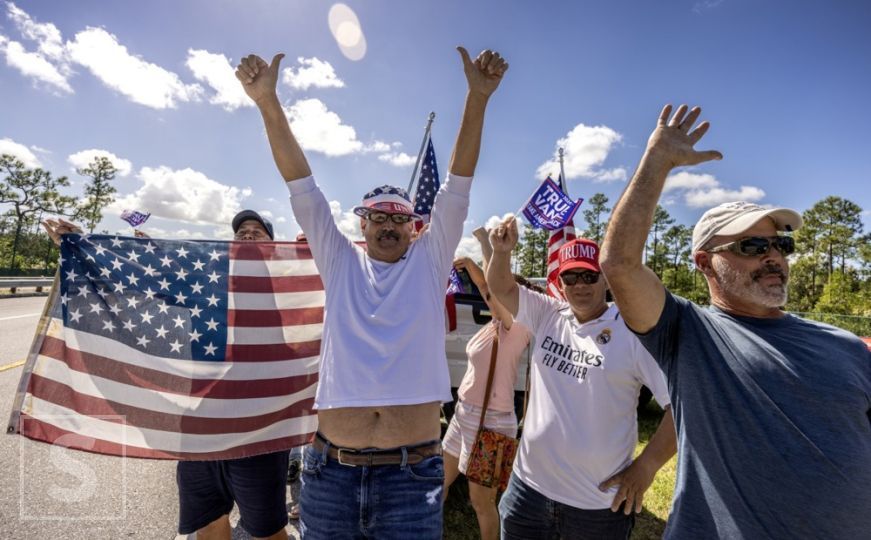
[521,176,583,232]
[412,138,440,226]
[546,175,578,298]
[10,234,321,460]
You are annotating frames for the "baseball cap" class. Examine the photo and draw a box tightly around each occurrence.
[352,185,422,220]
[692,201,802,253]
[232,210,274,240]
[557,238,601,275]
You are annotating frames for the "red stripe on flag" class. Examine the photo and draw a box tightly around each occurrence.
[229,242,315,261]
[228,307,324,328]
[37,335,316,398]
[18,415,314,460]
[225,341,322,362]
[229,275,323,293]
[27,374,316,435]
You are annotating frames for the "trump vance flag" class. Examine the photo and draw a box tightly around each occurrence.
[9,234,322,460]
[546,175,577,298]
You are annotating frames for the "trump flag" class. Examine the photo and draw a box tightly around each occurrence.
[520,176,583,231]
[9,234,321,460]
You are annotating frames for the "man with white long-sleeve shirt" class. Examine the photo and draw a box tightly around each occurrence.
[236,46,508,539]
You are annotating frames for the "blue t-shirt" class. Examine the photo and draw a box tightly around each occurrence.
[635,291,871,539]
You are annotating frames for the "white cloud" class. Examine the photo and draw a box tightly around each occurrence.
[66,27,202,109]
[281,57,345,91]
[108,166,251,225]
[454,236,483,262]
[328,200,363,239]
[684,186,766,208]
[284,98,364,156]
[664,171,765,208]
[6,2,66,62]
[29,144,51,154]
[0,36,72,92]
[378,152,417,167]
[276,216,287,223]
[68,148,133,177]
[367,141,392,153]
[186,49,252,111]
[0,137,41,167]
[664,171,719,192]
[536,124,625,182]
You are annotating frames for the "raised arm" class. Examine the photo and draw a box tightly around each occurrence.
[485,215,520,316]
[472,226,493,271]
[449,47,508,177]
[236,53,312,182]
[600,105,722,333]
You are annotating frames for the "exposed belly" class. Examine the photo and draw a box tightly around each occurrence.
[317,401,441,449]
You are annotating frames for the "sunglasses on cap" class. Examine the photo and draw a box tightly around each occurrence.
[366,211,414,224]
[559,271,601,286]
[706,236,795,257]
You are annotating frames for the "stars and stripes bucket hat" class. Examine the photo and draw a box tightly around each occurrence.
[352,185,423,221]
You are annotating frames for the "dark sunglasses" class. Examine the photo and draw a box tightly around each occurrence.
[366,211,413,224]
[559,271,600,286]
[707,236,795,257]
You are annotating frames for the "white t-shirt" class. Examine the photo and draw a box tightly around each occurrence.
[514,286,670,509]
[287,174,471,409]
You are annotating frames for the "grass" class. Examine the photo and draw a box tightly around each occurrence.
[443,401,674,539]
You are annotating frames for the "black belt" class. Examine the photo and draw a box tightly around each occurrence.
[312,433,442,467]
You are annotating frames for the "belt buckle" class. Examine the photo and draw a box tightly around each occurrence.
[336,448,358,467]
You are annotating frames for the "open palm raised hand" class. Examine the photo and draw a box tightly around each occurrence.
[646,104,723,170]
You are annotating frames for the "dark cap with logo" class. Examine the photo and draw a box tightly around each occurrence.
[232,210,274,240]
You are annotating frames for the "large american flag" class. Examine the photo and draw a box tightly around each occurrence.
[11,234,321,460]
[546,174,576,298]
[413,138,440,224]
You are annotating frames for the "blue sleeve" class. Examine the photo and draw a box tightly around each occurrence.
[631,288,686,376]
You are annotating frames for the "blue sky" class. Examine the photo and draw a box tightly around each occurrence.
[1,0,869,258]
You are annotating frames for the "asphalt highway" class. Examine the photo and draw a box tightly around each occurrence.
[0,296,301,539]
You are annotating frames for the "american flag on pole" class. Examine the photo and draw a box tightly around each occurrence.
[9,234,321,460]
[412,138,440,226]
[546,175,577,298]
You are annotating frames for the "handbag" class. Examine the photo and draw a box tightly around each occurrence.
[465,327,528,492]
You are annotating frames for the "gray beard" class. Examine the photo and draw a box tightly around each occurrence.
[712,257,789,309]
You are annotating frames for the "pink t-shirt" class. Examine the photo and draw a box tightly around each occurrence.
[457,320,531,412]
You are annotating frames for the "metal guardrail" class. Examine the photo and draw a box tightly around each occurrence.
[0,277,54,294]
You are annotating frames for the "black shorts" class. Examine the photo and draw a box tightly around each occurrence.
[176,451,289,536]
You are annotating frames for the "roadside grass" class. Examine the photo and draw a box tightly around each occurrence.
[443,401,673,539]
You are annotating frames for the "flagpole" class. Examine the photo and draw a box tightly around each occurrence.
[7,269,60,433]
[407,111,436,193]
[558,147,568,195]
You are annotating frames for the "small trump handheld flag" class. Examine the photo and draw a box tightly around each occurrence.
[520,176,583,231]
[120,210,151,228]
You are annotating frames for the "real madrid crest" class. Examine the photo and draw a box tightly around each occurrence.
[595,328,612,345]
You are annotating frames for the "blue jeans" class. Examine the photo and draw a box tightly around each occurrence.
[299,441,444,539]
[499,473,634,540]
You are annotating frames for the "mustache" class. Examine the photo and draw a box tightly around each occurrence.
[377,230,400,241]
[751,264,786,282]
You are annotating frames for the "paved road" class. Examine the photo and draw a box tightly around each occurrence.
[0,296,301,539]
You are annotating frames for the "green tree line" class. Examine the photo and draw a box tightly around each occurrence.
[514,193,871,336]
[0,154,118,274]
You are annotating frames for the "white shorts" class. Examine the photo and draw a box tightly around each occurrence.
[442,401,517,474]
